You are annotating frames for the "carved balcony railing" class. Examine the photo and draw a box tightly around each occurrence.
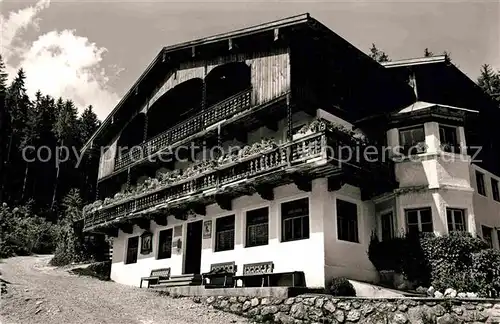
[84,132,329,230]
[114,88,253,171]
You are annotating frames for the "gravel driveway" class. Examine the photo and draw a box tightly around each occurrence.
[0,255,249,324]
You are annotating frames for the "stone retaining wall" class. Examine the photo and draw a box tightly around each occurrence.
[194,294,500,323]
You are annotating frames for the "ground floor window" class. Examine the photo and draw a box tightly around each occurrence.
[482,225,493,248]
[337,199,359,243]
[215,215,235,252]
[281,198,309,242]
[446,208,466,232]
[125,236,139,264]
[246,207,269,247]
[405,208,433,234]
[157,228,173,259]
[380,211,394,241]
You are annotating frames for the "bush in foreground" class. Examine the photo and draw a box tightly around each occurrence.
[70,261,111,281]
[50,189,109,266]
[328,277,356,297]
[368,231,500,297]
[0,203,58,258]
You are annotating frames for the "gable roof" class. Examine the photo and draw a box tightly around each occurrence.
[80,13,312,154]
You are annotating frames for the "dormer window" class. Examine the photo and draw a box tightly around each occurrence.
[439,125,460,153]
[399,125,426,155]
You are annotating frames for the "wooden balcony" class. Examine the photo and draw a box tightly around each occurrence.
[84,126,395,232]
[114,88,252,171]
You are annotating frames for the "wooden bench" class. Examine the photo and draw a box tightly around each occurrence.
[234,262,305,288]
[202,262,237,288]
[140,268,171,288]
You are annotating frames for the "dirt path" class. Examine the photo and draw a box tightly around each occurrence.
[0,255,249,324]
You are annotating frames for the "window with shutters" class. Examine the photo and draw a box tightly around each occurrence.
[125,236,139,264]
[215,215,235,252]
[337,199,359,243]
[157,228,173,259]
[281,198,309,242]
[245,207,269,248]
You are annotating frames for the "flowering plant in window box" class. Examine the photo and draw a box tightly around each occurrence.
[218,138,277,167]
[293,118,371,146]
[415,142,428,154]
[181,160,217,180]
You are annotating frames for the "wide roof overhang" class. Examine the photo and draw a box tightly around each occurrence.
[80,13,314,155]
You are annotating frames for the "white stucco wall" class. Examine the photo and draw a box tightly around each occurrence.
[323,184,378,284]
[110,177,384,289]
[388,120,482,238]
[470,164,500,249]
[111,180,329,288]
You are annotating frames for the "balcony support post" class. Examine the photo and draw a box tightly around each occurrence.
[144,98,149,142]
[286,93,293,141]
[126,168,131,191]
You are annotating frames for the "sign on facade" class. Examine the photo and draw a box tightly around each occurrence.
[203,220,212,239]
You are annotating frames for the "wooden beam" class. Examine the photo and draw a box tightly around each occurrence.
[133,218,150,231]
[256,185,274,201]
[360,188,374,201]
[190,204,206,216]
[119,223,134,234]
[102,227,119,238]
[328,177,345,192]
[256,115,278,131]
[292,175,312,192]
[264,120,278,132]
[153,214,168,226]
[215,194,232,211]
[235,131,247,143]
[172,210,187,221]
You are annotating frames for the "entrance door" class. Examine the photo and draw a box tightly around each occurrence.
[184,220,203,274]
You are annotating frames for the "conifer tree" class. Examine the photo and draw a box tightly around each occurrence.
[369,43,391,63]
[477,64,500,105]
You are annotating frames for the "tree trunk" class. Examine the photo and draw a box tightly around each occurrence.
[0,134,14,202]
[22,162,29,200]
[51,139,63,210]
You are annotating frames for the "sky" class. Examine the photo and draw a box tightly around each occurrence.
[1,0,499,120]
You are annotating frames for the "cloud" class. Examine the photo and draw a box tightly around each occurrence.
[1,0,119,120]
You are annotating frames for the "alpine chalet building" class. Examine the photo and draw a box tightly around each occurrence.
[80,14,500,288]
